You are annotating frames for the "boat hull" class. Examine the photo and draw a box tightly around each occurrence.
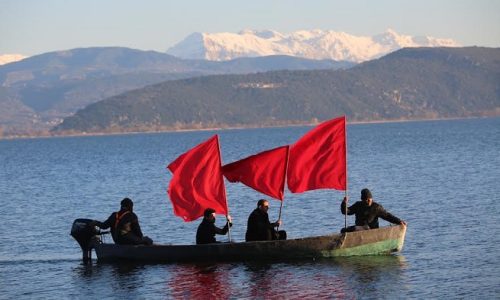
[93,225,406,263]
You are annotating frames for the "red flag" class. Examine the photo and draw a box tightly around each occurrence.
[167,135,227,222]
[222,146,289,200]
[287,116,347,193]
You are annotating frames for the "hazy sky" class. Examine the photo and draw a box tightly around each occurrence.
[1,0,499,56]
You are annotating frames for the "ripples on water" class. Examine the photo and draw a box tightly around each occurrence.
[1,117,499,298]
[1,257,409,299]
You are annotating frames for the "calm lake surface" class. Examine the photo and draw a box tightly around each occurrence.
[1,117,499,299]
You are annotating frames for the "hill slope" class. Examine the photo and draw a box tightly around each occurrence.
[53,47,500,134]
[0,47,346,135]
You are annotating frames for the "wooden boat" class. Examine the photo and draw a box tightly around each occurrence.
[92,225,406,263]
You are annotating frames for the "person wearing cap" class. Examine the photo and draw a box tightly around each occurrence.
[196,208,232,244]
[94,197,153,245]
[340,188,407,233]
[245,199,282,242]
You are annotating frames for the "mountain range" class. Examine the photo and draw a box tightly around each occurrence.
[166,29,459,62]
[0,47,347,136]
[53,47,500,135]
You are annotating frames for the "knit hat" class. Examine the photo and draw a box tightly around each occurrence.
[361,188,372,200]
[204,208,216,218]
[120,197,133,208]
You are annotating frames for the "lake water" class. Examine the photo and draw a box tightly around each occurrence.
[1,117,499,299]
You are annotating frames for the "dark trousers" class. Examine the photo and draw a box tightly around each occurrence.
[117,233,153,245]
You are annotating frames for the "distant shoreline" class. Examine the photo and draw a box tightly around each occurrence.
[0,115,497,141]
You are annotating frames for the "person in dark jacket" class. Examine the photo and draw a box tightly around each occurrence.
[245,199,282,242]
[341,188,407,233]
[95,197,153,245]
[196,208,232,244]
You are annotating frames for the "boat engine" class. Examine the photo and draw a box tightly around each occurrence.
[70,218,101,263]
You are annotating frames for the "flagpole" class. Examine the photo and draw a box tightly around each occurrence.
[216,135,232,242]
[277,145,290,229]
[344,116,348,231]
[278,200,284,228]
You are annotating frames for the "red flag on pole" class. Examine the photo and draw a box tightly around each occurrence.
[287,116,347,193]
[222,145,289,200]
[167,135,227,222]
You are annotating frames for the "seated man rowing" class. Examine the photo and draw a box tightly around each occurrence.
[341,188,407,233]
[94,197,153,245]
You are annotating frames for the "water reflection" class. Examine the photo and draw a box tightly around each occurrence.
[164,256,407,298]
[67,255,411,299]
[334,254,408,271]
[333,255,409,298]
[72,262,95,279]
[108,263,147,296]
[69,256,408,298]
[168,263,231,299]
[242,261,349,299]
[71,262,147,298]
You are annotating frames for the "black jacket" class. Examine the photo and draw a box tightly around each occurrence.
[196,218,230,244]
[245,208,276,241]
[98,209,144,244]
[341,201,401,228]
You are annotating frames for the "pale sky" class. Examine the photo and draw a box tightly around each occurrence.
[1,0,499,56]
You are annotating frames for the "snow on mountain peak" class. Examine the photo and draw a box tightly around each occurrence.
[166,29,460,62]
[239,29,282,39]
[0,54,27,65]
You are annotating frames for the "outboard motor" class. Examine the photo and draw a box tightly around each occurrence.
[70,218,100,263]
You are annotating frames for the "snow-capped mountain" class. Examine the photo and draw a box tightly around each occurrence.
[166,29,459,62]
[0,54,27,65]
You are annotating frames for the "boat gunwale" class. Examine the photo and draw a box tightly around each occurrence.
[92,225,406,263]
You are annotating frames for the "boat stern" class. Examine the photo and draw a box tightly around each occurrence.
[323,225,407,257]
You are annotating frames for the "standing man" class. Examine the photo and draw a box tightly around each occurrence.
[341,188,407,232]
[245,199,282,241]
[196,208,232,244]
[95,197,153,245]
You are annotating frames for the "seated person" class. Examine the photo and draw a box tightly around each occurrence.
[245,199,284,242]
[95,197,153,245]
[196,208,232,244]
[341,188,407,233]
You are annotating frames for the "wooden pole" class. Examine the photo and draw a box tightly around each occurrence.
[225,214,232,242]
[277,200,284,229]
[344,191,348,230]
[216,135,232,242]
[277,146,290,230]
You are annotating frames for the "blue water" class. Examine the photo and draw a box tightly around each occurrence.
[1,117,499,298]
